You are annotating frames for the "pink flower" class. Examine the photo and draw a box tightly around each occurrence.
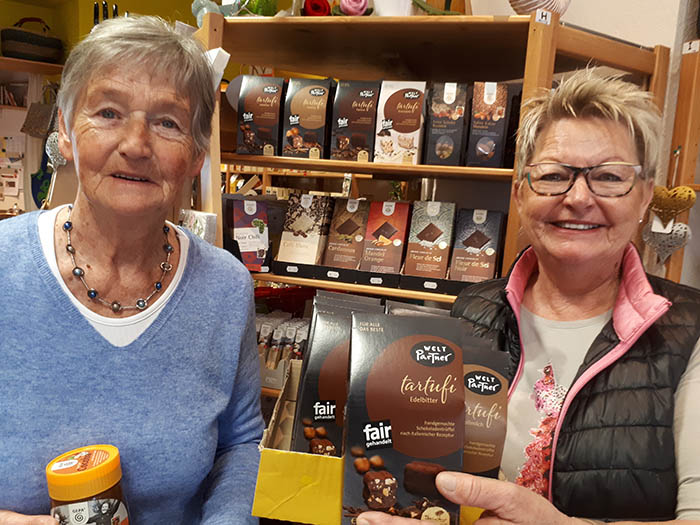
[340,0,368,15]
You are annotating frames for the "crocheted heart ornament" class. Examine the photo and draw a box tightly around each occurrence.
[642,221,692,263]
[649,186,696,226]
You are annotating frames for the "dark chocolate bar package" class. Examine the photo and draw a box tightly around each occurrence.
[423,83,468,166]
[323,198,371,270]
[282,77,332,159]
[466,82,510,168]
[290,301,384,458]
[236,75,284,156]
[359,201,411,274]
[343,313,466,523]
[232,200,269,272]
[331,80,381,162]
[385,300,450,317]
[403,201,456,279]
[449,209,505,283]
[373,81,426,165]
[276,193,335,265]
[461,335,510,479]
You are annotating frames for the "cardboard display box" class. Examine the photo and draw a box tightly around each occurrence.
[359,201,411,275]
[403,200,456,280]
[423,82,469,166]
[276,193,335,266]
[330,80,381,162]
[282,77,333,159]
[449,209,505,283]
[236,75,284,156]
[373,81,426,165]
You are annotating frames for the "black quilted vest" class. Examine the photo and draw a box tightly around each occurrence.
[451,274,700,520]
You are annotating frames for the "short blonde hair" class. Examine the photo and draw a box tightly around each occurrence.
[57,15,214,155]
[516,68,661,181]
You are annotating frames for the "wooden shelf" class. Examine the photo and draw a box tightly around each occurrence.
[690,184,699,192]
[261,387,281,398]
[221,153,515,182]
[252,272,458,304]
[217,15,657,82]
[0,56,62,76]
[0,104,26,111]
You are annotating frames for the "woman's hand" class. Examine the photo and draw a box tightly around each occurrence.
[357,471,581,525]
[0,511,57,525]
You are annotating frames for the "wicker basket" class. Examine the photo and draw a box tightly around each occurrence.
[1,17,63,63]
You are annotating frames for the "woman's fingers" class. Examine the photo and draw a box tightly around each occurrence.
[356,511,433,525]
[0,511,57,525]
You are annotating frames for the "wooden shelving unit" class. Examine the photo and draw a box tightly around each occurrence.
[194,11,670,299]
[252,272,458,304]
[0,56,63,77]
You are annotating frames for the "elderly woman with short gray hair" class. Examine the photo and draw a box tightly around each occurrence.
[0,16,263,524]
[360,70,700,524]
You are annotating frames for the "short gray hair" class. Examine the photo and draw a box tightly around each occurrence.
[57,15,215,155]
[516,68,662,181]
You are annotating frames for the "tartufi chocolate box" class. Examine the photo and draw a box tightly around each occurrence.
[449,209,505,282]
[232,200,269,272]
[323,198,371,270]
[423,83,468,166]
[282,77,332,159]
[276,193,335,265]
[373,81,426,165]
[466,82,510,168]
[290,299,384,459]
[359,201,411,274]
[403,201,456,279]
[343,313,466,523]
[331,80,381,162]
[236,75,284,156]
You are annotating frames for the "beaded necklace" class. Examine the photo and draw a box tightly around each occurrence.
[62,205,174,313]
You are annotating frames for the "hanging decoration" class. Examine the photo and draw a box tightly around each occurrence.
[508,0,571,15]
[642,222,692,264]
[649,185,697,227]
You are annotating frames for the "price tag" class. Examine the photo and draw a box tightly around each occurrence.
[682,40,700,55]
[651,214,674,233]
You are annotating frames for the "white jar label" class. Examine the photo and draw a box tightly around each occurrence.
[52,498,129,525]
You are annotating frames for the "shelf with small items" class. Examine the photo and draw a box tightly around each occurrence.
[0,56,63,77]
[251,272,458,304]
[220,152,515,183]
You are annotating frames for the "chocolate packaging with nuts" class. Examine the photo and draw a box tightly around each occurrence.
[282,77,333,159]
[290,296,383,458]
[330,80,381,162]
[236,75,284,156]
[373,81,426,165]
[342,313,466,523]
[466,82,511,168]
[422,83,469,166]
[403,201,456,279]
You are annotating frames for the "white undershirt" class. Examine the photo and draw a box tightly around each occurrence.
[38,205,189,347]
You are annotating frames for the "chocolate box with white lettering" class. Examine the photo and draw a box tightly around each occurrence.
[403,200,456,280]
[290,300,384,459]
[236,75,284,156]
[465,82,511,168]
[373,81,426,165]
[343,313,466,523]
[330,80,381,162]
[422,82,469,166]
[448,208,505,283]
[282,77,333,159]
[276,193,335,265]
[358,201,411,275]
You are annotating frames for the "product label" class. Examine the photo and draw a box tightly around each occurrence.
[51,449,109,474]
[51,498,129,525]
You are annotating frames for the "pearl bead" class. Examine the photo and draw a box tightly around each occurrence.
[155,281,162,290]
[88,289,98,299]
[136,299,147,310]
[111,301,122,313]
[72,267,84,277]
[163,225,170,234]
[63,221,72,231]
[163,243,173,253]
[66,244,75,254]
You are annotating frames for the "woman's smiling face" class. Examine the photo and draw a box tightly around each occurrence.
[514,117,654,270]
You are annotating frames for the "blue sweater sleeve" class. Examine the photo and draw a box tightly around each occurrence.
[200,274,264,524]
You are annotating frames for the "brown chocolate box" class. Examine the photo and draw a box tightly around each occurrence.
[342,313,466,523]
[422,82,469,166]
[359,201,411,274]
[322,199,371,270]
[466,82,511,168]
[331,80,381,162]
[236,75,284,156]
[282,77,332,159]
[373,81,426,165]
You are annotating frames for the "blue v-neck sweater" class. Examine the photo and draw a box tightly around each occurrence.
[0,211,264,524]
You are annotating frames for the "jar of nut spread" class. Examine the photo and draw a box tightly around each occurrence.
[46,444,130,525]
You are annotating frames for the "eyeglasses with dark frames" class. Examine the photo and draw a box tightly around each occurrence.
[525,162,643,198]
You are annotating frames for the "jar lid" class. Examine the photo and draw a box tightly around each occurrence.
[46,444,122,501]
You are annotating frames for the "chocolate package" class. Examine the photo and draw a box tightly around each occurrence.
[461,335,509,478]
[322,198,371,270]
[466,82,510,168]
[232,200,269,271]
[422,83,469,166]
[373,81,426,165]
[359,201,411,274]
[403,201,456,279]
[343,313,466,523]
[331,81,381,162]
[282,77,332,159]
[276,193,335,265]
[449,209,505,283]
[290,299,384,458]
[236,75,284,156]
